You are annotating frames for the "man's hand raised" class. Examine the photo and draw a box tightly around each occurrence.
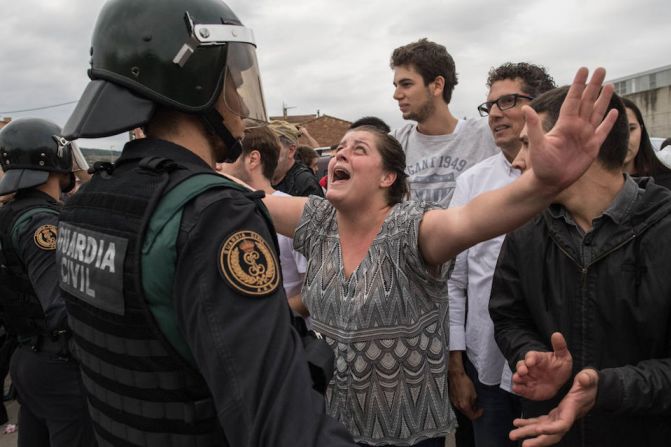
[513,333,572,401]
[526,67,619,192]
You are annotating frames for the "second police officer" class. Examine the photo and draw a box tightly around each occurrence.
[0,118,95,446]
[59,0,356,445]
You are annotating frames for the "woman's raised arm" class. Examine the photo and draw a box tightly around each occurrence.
[262,194,309,238]
[419,67,618,266]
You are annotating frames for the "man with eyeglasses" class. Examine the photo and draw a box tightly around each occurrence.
[447,63,556,446]
[390,39,498,207]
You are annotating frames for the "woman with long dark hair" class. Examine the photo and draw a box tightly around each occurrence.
[621,97,671,188]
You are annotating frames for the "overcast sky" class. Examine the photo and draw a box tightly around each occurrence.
[1,0,669,150]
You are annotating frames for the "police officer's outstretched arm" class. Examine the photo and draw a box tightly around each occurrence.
[174,189,354,446]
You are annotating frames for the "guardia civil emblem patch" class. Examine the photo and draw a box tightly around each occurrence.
[219,230,280,296]
[34,224,58,250]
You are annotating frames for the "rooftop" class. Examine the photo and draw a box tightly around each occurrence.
[608,64,671,84]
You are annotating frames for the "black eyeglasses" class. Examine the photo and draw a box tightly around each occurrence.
[477,94,534,117]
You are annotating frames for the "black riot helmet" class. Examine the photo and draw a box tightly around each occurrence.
[64,0,268,162]
[0,118,75,195]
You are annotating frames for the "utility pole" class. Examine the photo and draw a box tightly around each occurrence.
[282,101,296,119]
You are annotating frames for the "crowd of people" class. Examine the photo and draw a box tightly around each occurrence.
[0,1,670,447]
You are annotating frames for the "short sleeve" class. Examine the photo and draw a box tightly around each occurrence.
[400,201,452,288]
[293,196,333,260]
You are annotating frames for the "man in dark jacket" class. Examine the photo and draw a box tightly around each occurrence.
[490,86,671,446]
[270,120,324,197]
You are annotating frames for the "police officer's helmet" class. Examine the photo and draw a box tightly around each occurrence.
[0,118,73,195]
[64,0,267,159]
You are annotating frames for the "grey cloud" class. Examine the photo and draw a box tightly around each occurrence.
[2,0,669,147]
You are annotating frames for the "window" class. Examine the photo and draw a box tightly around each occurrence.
[615,81,627,96]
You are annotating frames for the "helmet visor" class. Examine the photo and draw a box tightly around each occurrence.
[222,43,268,126]
[69,140,90,173]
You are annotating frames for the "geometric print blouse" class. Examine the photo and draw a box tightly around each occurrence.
[294,197,456,445]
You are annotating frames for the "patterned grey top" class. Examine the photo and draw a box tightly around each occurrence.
[294,197,456,445]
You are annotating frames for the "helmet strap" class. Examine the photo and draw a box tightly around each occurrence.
[200,109,242,163]
[62,172,76,193]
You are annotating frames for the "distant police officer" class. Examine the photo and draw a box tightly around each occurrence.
[0,118,95,447]
[60,0,355,446]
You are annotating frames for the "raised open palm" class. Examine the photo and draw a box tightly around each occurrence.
[526,67,619,190]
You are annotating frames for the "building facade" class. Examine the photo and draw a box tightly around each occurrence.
[610,65,671,138]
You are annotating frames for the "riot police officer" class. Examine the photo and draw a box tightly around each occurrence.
[60,0,355,445]
[0,118,95,446]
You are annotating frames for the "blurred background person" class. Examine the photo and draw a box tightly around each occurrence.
[270,120,324,197]
[621,97,671,188]
[296,145,320,176]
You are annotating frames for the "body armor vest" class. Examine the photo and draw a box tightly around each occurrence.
[0,193,60,337]
[58,154,232,447]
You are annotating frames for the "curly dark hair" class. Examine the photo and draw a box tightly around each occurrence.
[486,63,556,98]
[390,38,458,104]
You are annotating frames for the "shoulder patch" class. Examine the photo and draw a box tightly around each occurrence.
[34,224,58,250]
[219,230,280,296]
